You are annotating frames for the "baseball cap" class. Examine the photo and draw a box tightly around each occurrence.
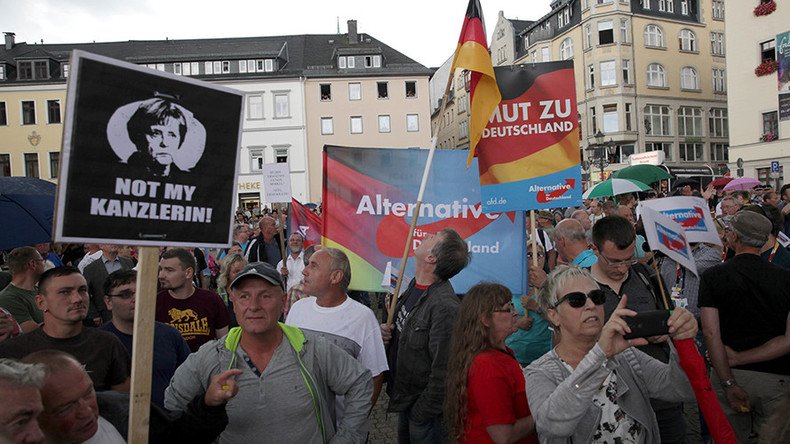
[229,262,283,289]
[730,211,772,247]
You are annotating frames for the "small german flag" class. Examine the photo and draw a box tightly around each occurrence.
[449,0,501,167]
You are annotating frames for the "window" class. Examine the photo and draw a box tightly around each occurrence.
[18,61,32,80]
[405,81,417,98]
[678,106,703,136]
[378,115,391,133]
[247,95,263,119]
[61,63,69,78]
[407,114,420,132]
[709,108,729,138]
[321,117,334,135]
[0,65,4,80]
[33,61,48,79]
[646,142,673,161]
[338,56,347,69]
[237,61,246,73]
[47,100,60,124]
[644,0,651,9]
[600,61,616,86]
[174,62,183,75]
[256,60,265,72]
[213,61,222,74]
[221,61,230,73]
[763,111,779,138]
[560,38,574,60]
[22,101,35,125]
[190,62,199,75]
[320,84,331,101]
[761,40,776,62]
[524,35,530,50]
[584,25,592,49]
[364,55,382,68]
[531,51,537,64]
[273,93,289,118]
[377,82,389,99]
[587,64,595,89]
[712,0,724,19]
[274,147,289,164]
[204,61,213,75]
[264,59,274,72]
[681,0,691,15]
[644,105,672,136]
[622,59,632,84]
[558,7,571,27]
[679,29,697,51]
[603,104,619,133]
[680,67,699,90]
[0,154,9,177]
[541,47,551,61]
[711,32,726,56]
[679,143,703,162]
[598,21,614,45]
[712,68,726,93]
[156,63,165,72]
[658,0,674,13]
[0,102,6,126]
[712,143,729,161]
[647,63,667,87]
[348,83,361,101]
[590,107,598,133]
[625,103,633,131]
[620,19,630,43]
[250,149,264,172]
[645,25,664,47]
[350,116,363,134]
[24,153,39,178]
[49,152,59,179]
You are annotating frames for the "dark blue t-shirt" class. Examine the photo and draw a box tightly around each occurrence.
[100,321,191,407]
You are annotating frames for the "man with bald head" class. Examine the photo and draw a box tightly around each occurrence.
[553,219,597,268]
[246,216,282,268]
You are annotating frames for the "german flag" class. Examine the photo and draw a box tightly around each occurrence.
[449,0,501,167]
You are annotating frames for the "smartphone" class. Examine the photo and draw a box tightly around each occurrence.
[623,310,670,340]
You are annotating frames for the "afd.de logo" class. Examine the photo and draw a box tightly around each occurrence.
[656,223,689,259]
[661,207,707,232]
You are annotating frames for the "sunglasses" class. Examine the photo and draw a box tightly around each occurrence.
[552,289,607,309]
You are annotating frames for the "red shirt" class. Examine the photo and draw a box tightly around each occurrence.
[462,348,537,444]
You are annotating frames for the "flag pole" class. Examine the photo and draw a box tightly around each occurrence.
[386,68,456,325]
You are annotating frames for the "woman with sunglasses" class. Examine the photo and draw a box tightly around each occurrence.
[445,283,537,444]
[524,265,696,443]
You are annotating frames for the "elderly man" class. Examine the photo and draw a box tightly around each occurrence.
[0,247,45,333]
[287,247,388,412]
[0,359,45,444]
[166,261,373,443]
[553,219,597,267]
[246,216,282,267]
[83,244,135,325]
[700,211,790,443]
[276,233,306,292]
[381,228,471,443]
[0,267,130,392]
[155,248,229,352]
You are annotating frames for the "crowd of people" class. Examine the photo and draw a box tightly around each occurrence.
[1,181,790,443]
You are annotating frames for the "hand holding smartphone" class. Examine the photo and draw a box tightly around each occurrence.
[623,310,671,340]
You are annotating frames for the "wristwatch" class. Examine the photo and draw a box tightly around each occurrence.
[721,378,738,389]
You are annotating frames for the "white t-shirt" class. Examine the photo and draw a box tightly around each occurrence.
[83,416,125,444]
[276,252,306,292]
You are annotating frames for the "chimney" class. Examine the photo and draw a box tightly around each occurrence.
[4,32,15,50]
[347,20,358,45]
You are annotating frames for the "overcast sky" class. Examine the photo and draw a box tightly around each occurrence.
[2,0,550,67]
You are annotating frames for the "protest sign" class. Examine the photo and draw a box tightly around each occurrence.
[323,146,525,294]
[638,196,722,246]
[641,207,697,277]
[262,162,292,204]
[476,62,583,212]
[55,51,243,247]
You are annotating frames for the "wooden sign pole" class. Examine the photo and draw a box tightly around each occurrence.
[127,246,159,443]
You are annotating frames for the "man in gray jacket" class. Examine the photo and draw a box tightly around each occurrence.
[165,262,372,443]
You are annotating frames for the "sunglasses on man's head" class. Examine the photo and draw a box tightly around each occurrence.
[552,289,607,309]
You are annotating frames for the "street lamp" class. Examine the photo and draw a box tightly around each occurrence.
[585,130,616,183]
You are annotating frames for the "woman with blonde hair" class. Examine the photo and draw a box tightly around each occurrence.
[216,252,247,327]
[444,282,536,444]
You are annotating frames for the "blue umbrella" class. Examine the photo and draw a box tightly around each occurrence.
[0,177,56,250]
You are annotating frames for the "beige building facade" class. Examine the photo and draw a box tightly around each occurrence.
[725,0,789,188]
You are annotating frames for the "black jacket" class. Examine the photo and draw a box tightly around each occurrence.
[245,233,283,267]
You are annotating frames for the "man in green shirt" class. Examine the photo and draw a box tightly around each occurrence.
[0,247,45,332]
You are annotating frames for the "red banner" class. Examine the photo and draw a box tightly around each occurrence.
[289,198,321,247]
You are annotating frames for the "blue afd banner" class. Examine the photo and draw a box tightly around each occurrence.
[323,146,526,294]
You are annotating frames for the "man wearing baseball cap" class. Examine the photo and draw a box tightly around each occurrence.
[165,261,372,443]
[700,210,790,442]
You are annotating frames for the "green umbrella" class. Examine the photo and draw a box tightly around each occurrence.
[612,164,672,184]
[583,178,652,199]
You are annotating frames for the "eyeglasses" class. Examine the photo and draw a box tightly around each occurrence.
[552,289,607,309]
[107,289,136,300]
[598,254,638,268]
[527,252,545,259]
[493,302,516,313]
